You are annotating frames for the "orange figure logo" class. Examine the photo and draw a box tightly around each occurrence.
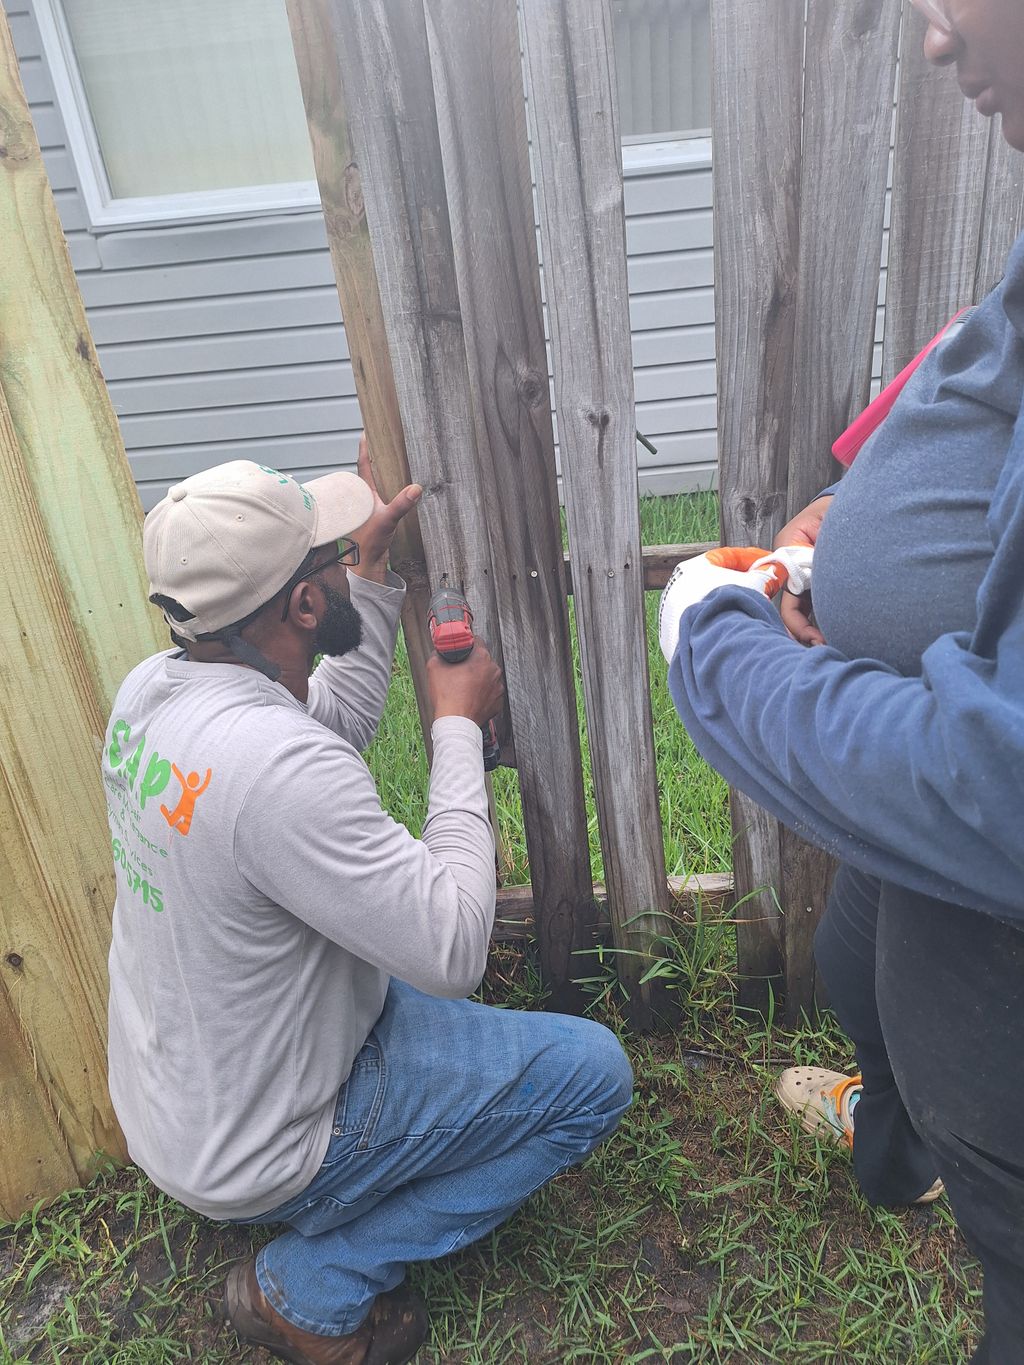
[160,765,212,836]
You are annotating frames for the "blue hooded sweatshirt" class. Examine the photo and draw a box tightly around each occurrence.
[667,231,1024,924]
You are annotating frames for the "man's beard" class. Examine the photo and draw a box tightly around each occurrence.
[315,581,363,657]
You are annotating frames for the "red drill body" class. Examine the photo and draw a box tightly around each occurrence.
[427,587,477,663]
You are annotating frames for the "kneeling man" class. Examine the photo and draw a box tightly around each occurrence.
[104,448,632,1364]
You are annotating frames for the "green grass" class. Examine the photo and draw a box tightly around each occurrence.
[0,493,983,1362]
[365,488,730,885]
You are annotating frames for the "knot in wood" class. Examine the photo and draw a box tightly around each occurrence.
[0,108,34,165]
[343,162,366,223]
[586,409,611,432]
[737,491,786,529]
[515,367,547,409]
[850,0,885,38]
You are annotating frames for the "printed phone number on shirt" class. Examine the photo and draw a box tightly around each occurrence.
[111,836,164,912]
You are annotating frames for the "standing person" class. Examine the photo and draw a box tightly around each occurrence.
[660,1,1024,1358]
[104,445,633,1365]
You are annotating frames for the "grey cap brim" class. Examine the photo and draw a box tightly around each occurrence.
[306,470,376,545]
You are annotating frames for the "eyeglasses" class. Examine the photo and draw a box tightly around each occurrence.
[311,537,361,574]
[909,0,954,34]
[279,537,360,620]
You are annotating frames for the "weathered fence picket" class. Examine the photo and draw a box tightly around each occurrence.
[884,4,993,382]
[284,0,435,745]
[520,0,671,1025]
[789,0,902,518]
[780,0,902,1019]
[316,0,502,659]
[710,0,804,1012]
[422,0,600,1013]
[886,5,1024,379]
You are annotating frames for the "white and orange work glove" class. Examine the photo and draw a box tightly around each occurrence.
[658,545,814,664]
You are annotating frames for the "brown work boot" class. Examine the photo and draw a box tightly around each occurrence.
[224,1257,427,1364]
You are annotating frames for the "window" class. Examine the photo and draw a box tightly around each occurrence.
[35,0,319,226]
[611,0,711,141]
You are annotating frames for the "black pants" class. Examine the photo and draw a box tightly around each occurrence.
[815,865,1024,1362]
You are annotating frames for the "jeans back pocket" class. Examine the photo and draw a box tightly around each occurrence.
[327,1038,386,1160]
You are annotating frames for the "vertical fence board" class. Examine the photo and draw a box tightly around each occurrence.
[521,0,670,1025]
[314,0,502,672]
[776,0,901,1021]
[423,0,597,1012]
[788,0,901,516]
[711,0,804,550]
[883,4,991,381]
[711,0,804,1011]
[285,0,434,745]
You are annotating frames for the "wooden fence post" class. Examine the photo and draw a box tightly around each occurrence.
[712,0,899,1022]
[886,2,1024,379]
[0,13,166,1217]
[711,0,804,1013]
[884,3,993,381]
[780,0,902,1020]
[299,0,503,693]
[421,0,599,1013]
[285,0,435,745]
[520,0,672,1026]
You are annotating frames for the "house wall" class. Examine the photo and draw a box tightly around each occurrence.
[7,0,718,510]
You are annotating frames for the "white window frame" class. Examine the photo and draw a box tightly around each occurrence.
[621,135,712,178]
[33,0,322,229]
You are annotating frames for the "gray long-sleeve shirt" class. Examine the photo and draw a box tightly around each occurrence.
[104,572,495,1219]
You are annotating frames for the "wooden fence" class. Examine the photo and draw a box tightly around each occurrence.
[2,0,1023,1217]
[287,0,1024,1028]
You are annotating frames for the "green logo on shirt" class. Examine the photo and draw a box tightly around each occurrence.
[107,721,213,836]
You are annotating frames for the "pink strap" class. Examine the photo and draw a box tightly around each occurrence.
[831,308,969,467]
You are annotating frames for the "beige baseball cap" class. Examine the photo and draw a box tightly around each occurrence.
[143,460,375,641]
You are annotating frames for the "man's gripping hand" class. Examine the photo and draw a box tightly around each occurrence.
[657,545,813,664]
[427,641,505,731]
[349,433,423,584]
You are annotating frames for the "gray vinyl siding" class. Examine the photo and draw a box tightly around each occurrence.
[10,0,718,510]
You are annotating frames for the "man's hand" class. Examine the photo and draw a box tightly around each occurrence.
[349,434,422,583]
[773,495,834,646]
[427,641,505,730]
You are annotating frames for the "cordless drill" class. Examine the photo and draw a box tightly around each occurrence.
[427,583,500,771]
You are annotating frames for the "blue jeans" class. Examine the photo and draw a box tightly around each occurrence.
[234,980,633,1337]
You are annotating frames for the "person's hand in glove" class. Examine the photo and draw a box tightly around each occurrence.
[658,545,814,664]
